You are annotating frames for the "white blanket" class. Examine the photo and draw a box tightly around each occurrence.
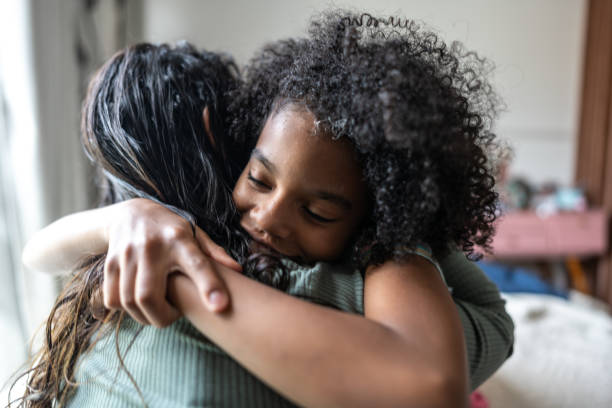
[480,292,612,408]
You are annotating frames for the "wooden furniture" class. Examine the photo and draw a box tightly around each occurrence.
[576,0,612,307]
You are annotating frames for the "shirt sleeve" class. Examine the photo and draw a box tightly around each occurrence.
[439,250,515,390]
[406,244,447,286]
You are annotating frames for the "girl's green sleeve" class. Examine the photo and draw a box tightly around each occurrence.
[439,251,515,389]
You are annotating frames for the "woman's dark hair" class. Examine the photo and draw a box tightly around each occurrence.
[229,11,501,267]
[11,42,283,407]
[86,42,245,248]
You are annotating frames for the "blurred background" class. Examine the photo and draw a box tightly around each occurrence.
[1,0,610,407]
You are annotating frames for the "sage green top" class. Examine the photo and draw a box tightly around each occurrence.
[67,253,513,407]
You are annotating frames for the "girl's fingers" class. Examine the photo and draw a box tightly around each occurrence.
[175,239,230,313]
[194,227,242,272]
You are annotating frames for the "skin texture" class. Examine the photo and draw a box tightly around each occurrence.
[233,107,368,262]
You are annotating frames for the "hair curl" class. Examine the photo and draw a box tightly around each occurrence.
[229,10,501,266]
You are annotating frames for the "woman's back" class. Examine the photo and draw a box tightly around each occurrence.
[66,251,512,406]
[17,42,253,407]
[68,261,363,407]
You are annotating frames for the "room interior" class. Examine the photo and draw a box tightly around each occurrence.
[1,1,610,407]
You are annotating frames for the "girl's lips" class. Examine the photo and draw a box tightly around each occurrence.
[242,225,285,255]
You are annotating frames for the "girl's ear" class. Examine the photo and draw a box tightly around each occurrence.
[202,106,216,149]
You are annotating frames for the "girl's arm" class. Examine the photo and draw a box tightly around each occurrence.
[168,256,469,408]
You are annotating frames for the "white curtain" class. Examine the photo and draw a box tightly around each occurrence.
[0,0,140,395]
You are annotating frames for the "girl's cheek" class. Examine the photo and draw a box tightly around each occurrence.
[311,231,350,261]
[232,181,250,212]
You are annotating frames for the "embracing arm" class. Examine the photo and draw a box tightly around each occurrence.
[21,199,240,324]
[168,256,469,408]
[21,205,117,274]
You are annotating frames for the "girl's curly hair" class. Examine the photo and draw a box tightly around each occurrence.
[229,10,502,266]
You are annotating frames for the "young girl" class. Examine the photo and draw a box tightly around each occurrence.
[20,11,512,407]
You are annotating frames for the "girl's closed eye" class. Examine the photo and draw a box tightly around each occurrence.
[303,207,338,223]
[247,171,270,190]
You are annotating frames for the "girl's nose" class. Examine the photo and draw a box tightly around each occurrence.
[251,194,292,239]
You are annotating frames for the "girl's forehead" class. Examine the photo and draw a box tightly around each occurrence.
[259,109,353,164]
[255,108,366,195]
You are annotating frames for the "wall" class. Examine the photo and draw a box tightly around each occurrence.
[141,0,587,186]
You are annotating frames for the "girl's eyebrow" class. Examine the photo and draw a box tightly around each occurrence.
[251,148,353,210]
[251,149,276,173]
[314,191,353,210]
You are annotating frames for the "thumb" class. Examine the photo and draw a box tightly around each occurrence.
[175,242,231,313]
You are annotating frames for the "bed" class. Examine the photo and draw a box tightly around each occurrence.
[479,291,612,407]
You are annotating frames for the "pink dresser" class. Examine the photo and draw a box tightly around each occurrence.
[491,210,608,259]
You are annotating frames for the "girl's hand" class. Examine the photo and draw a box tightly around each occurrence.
[103,198,241,327]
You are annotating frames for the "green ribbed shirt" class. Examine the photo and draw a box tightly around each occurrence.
[67,253,513,407]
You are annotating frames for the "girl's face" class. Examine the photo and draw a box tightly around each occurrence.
[232,107,368,263]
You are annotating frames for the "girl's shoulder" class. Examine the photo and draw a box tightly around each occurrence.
[282,259,364,315]
[280,243,448,315]
[361,243,446,287]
